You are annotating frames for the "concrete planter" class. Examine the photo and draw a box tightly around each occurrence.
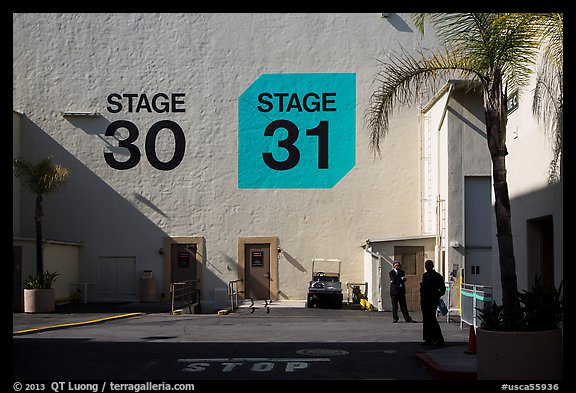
[24,288,55,313]
[476,328,563,380]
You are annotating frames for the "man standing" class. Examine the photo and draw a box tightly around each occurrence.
[389,261,413,323]
[420,259,446,346]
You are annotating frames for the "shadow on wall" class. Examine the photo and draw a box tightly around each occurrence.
[17,114,227,310]
[382,13,413,33]
[281,250,307,273]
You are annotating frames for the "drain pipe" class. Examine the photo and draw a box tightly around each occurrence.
[435,83,453,276]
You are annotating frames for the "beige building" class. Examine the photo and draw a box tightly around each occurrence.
[13,13,562,314]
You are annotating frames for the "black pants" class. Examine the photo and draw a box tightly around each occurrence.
[390,293,412,321]
[421,299,444,343]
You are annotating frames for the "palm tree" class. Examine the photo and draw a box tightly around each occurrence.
[531,13,563,184]
[366,13,562,330]
[13,156,71,276]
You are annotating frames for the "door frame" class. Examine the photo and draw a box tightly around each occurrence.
[163,236,205,300]
[394,245,425,311]
[238,236,279,301]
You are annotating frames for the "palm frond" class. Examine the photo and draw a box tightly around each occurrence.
[413,13,542,93]
[531,13,563,183]
[532,13,563,70]
[365,46,480,154]
[13,157,71,195]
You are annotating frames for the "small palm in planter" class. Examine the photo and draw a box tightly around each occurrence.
[476,277,563,380]
[24,271,60,313]
[519,278,563,332]
[476,301,504,331]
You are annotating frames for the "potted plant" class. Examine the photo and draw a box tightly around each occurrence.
[476,277,563,380]
[24,271,60,313]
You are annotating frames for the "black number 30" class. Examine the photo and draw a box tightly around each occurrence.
[104,120,185,170]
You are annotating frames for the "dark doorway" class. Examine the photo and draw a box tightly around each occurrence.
[527,215,555,290]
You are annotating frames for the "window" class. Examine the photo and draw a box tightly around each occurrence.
[507,90,519,114]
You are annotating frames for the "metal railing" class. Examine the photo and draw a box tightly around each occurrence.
[460,283,493,328]
[170,280,200,315]
[227,279,243,311]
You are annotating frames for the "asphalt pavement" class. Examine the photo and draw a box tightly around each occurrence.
[12,300,477,382]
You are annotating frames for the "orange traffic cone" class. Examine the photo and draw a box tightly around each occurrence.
[464,324,476,354]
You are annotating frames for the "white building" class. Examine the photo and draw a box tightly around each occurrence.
[13,13,562,313]
[363,80,492,312]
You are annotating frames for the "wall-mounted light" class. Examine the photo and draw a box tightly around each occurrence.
[61,111,101,117]
[158,248,164,255]
[277,247,282,254]
[381,13,390,18]
[450,241,461,248]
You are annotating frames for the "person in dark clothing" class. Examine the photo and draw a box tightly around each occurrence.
[419,259,446,346]
[389,261,413,323]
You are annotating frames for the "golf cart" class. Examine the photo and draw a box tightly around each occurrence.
[306,258,343,309]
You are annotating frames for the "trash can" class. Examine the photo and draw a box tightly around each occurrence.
[139,270,157,303]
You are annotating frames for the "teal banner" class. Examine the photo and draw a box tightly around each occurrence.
[238,73,356,188]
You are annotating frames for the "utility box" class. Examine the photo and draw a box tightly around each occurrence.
[139,270,157,303]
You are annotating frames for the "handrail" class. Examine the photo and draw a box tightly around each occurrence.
[460,283,493,328]
[170,279,200,315]
[227,279,243,311]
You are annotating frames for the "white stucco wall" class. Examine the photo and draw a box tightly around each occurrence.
[498,69,563,296]
[421,84,491,281]
[446,89,492,284]
[13,13,443,310]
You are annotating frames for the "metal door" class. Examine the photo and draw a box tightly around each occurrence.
[464,176,493,285]
[97,257,137,301]
[244,244,271,300]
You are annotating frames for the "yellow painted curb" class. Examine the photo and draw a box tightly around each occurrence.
[13,312,145,335]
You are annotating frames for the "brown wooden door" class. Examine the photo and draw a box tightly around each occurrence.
[245,244,271,300]
[394,246,424,311]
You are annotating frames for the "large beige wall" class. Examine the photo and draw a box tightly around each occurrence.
[13,13,440,310]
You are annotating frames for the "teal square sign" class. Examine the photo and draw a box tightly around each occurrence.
[238,73,356,188]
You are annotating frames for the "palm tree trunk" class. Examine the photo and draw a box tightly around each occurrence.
[482,69,521,329]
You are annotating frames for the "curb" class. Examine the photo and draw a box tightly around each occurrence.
[416,351,476,380]
[13,312,145,336]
